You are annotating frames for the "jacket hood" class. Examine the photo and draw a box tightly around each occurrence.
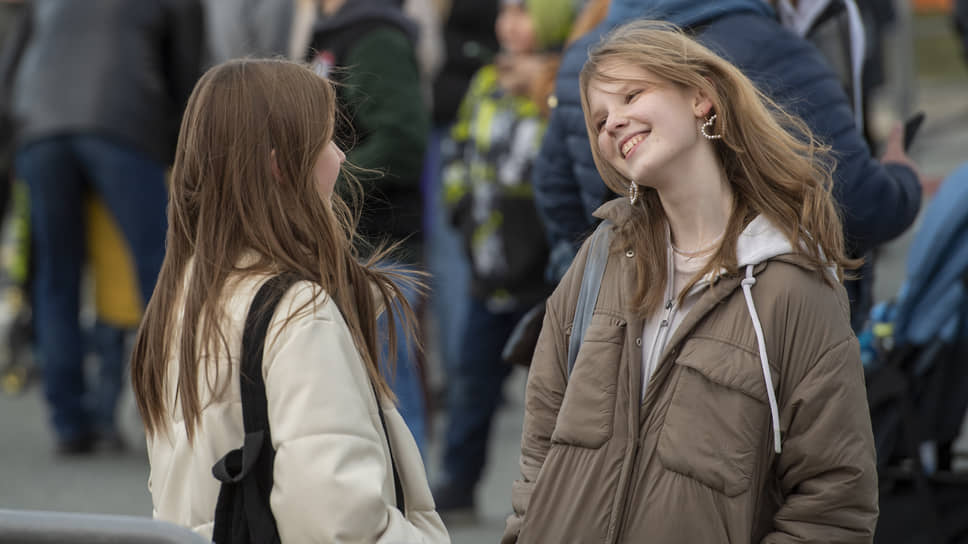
[605,0,774,29]
[315,0,418,43]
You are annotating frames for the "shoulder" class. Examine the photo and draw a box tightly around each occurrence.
[546,220,621,324]
[753,259,850,330]
[465,64,499,97]
[266,279,347,340]
[747,259,856,372]
[346,26,415,60]
[699,13,828,88]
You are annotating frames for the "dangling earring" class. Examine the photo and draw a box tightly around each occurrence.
[701,113,722,140]
[628,182,639,206]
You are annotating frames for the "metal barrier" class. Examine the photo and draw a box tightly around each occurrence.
[0,509,209,543]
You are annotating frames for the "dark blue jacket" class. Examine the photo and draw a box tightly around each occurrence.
[534,4,922,290]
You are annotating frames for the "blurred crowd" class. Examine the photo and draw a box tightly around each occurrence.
[0,0,967,536]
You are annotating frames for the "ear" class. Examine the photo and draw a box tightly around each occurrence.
[692,88,714,119]
[270,149,283,182]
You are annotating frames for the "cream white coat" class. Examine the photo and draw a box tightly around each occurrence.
[146,271,449,543]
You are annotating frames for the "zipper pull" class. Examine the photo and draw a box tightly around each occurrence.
[665,299,673,310]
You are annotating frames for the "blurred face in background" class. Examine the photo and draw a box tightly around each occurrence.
[496,3,537,54]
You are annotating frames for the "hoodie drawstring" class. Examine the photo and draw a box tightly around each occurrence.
[740,265,782,454]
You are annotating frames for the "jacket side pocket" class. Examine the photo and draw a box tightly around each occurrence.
[550,315,625,449]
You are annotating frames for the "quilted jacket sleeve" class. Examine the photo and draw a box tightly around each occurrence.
[763,336,878,543]
[503,240,590,543]
[532,29,610,282]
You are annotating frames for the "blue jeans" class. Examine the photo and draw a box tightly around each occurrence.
[423,127,469,378]
[378,272,427,456]
[441,298,524,488]
[15,135,167,442]
[88,320,132,434]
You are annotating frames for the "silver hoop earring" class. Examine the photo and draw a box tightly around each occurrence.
[628,182,639,205]
[701,113,722,140]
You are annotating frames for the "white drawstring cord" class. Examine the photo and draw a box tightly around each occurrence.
[741,266,782,454]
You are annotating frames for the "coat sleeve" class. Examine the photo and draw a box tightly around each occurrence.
[503,233,593,542]
[532,29,609,282]
[532,105,594,282]
[502,299,570,543]
[263,292,446,543]
[761,337,878,543]
[754,25,921,254]
[342,28,429,189]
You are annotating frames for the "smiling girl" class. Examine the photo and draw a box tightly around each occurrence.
[503,20,877,543]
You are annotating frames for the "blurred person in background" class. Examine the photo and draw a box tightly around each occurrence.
[431,0,581,518]
[0,0,30,394]
[533,0,926,333]
[202,0,295,62]
[422,0,499,426]
[9,0,204,455]
[299,0,432,455]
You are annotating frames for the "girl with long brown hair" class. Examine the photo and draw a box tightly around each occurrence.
[504,20,877,543]
[130,58,448,542]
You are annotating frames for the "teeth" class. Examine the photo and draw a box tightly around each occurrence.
[622,133,647,157]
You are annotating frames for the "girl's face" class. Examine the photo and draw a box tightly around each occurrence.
[586,63,712,189]
[495,4,537,54]
[313,140,344,200]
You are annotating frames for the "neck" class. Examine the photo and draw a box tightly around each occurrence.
[655,146,733,253]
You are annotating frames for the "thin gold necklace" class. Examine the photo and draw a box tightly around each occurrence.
[671,232,723,257]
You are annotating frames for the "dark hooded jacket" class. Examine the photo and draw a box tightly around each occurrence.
[307,0,429,262]
[533,0,921,328]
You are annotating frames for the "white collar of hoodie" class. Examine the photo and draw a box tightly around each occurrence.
[678,214,795,455]
[677,214,795,293]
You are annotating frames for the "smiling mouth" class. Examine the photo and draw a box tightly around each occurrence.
[621,132,650,158]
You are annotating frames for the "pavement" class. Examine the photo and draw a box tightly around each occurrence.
[0,17,966,544]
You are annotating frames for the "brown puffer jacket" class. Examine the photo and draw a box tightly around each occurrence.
[503,199,878,543]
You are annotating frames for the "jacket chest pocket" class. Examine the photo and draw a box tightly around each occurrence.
[550,315,626,449]
[657,338,772,497]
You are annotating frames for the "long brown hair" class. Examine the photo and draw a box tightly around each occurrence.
[131,59,419,442]
[579,20,858,317]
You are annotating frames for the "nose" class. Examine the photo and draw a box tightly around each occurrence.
[604,109,628,133]
[335,142,346,163]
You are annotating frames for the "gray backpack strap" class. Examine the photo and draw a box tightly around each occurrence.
[567,220,613,378]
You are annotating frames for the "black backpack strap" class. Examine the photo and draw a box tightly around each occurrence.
[371,381,406,514]
[213,273,406,542]
[212,273,299,543]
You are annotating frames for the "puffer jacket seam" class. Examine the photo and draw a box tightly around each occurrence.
[685,333,760,358]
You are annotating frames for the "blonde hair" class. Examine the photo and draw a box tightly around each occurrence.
[579,20,857,316]
[131,59,419,441]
